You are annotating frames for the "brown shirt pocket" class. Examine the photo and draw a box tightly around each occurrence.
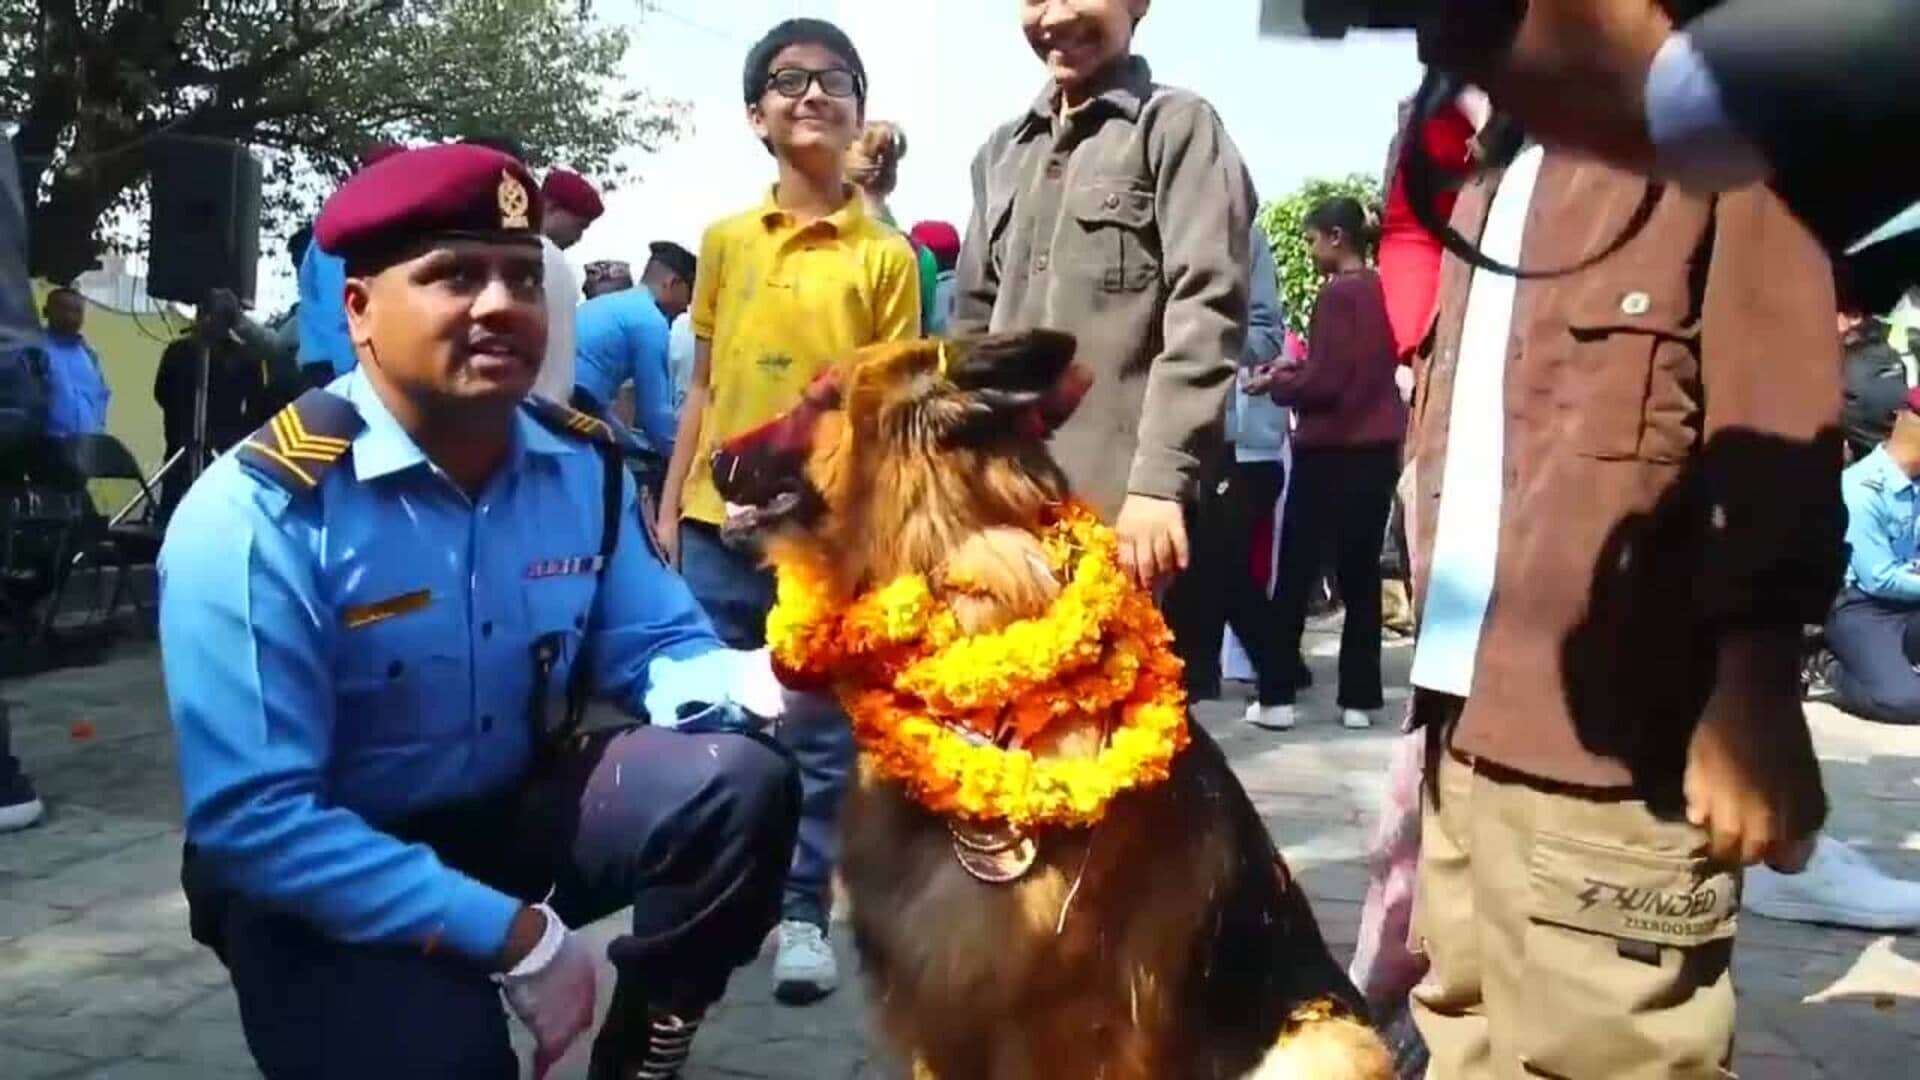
[1558,285,1702,464]
[1069,182,1159,294]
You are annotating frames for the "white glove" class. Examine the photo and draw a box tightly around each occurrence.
[731,647,790,722]
[496,904,598,1079]
[645,649,793,732]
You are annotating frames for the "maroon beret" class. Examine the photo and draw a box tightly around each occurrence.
[541,169,604,222]
[314,144,543,261]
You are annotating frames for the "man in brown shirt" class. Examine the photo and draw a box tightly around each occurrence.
[950,0,1252,594]
[1404,143,1838,1076]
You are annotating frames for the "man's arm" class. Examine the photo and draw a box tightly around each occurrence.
[949,140,1002,338]
[1694,186,1847,625]
[582,465,732,717]
[1132,98,1251,503]
[160,476,521,964]
[629,307,678,458]
[1687,183,1839,867]
[657,226,726,559]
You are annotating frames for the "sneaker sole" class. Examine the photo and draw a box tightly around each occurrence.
[1745,897,1920,931]
[773,978,838,1005]
[0,798,44,832]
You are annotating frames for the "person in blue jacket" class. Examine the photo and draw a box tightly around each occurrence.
[1829,387,1920,726]
[159,144,799,1080]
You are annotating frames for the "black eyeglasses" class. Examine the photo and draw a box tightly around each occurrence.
[765,66,861,100]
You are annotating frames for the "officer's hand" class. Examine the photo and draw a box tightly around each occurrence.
[1115,494,1189,591]
[1420,0,1674,174]
[1684,630,1827,870]
[498,904,598,1079]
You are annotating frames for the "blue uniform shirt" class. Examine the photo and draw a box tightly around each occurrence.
[42,332,110,436]
[1842,445,1920,603]
[573,287,674,455]
[160,369,747,963]
[296,246,357,375]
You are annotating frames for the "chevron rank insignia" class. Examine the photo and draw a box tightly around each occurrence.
[237,389,363,493]
[522,395,644,455]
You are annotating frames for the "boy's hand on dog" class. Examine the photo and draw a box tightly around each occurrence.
[1116,495,1189,590]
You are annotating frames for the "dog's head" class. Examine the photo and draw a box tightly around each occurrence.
[711,330,1090,588]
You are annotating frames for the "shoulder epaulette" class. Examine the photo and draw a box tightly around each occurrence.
[237,389,362,493]
[522,395,645,456]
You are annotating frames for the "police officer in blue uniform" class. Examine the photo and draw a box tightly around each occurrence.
[160,144,800,1080]
[1829,387,1920,726]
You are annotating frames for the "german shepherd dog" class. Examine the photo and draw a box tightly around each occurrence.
[713,331,1391,1079]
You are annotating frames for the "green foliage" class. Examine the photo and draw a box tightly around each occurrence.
[1256,174,1383,335]
[4,0,686,281]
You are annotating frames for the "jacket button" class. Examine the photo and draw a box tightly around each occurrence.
[1620,291,1651,316]
[1104,193,1121,209]
[1045,160,1063,180]
[1036,253,1050,272]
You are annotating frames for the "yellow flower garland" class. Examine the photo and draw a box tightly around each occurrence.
[767,503,1189,830]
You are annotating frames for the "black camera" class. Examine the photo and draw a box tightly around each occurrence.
[1258,0,1429,38]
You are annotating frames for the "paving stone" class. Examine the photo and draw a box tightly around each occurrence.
[2,637,1916,1078]
[0,1041,90,1079]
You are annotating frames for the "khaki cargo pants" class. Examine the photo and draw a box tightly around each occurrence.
[1411,749,1740,1079]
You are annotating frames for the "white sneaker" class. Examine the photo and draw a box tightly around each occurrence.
[1245,703,1297,731]
[1341,708,1379,730]
[1744,836,1920,930]
[772,919,838,1004]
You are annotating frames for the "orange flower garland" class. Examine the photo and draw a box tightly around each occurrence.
[766,503,1189,830]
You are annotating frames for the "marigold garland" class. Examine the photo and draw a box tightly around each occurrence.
[766,503,1189,829]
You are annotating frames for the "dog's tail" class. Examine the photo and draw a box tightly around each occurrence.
[1246,1006,1394,1080]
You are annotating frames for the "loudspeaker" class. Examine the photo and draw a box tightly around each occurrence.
[147,137,262,305]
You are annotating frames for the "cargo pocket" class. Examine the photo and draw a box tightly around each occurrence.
[1517,829,1738,1079]
[1069,182,1159,293]
[1560,286,1700,463]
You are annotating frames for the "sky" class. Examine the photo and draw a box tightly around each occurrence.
[193,1,1417,310]
[569,0,1420,268]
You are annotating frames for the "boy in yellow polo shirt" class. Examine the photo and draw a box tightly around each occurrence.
[656,17,920,1008]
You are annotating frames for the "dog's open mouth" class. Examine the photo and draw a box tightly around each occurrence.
[720,489,806,544]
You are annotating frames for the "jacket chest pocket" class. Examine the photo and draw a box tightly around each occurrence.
[1557,286,1701,463]
[336,601,468,746]
[1069,182,1159,293]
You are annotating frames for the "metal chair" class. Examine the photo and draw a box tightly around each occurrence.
[48,434,164,634]
[0,436,91,666]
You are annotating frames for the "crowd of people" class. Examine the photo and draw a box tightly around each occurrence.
[1,1,1918,1078]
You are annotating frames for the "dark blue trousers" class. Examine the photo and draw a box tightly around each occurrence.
[213,726,799,1079]
[1829,588,1920,725]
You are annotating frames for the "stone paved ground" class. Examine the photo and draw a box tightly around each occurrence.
[2,632,1918,1078]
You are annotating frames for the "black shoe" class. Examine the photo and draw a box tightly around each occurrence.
[589,975,704,1080]
[0,769,43,833]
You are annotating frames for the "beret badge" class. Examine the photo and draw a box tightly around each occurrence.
[498,170,532,230]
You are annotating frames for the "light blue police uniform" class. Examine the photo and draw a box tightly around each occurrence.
[160,368,773,964]
[1828,445,1920,724]
[573,285,676,456]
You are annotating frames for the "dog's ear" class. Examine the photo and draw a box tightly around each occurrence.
[936,331,1091,440]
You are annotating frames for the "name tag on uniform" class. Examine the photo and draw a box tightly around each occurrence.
[526,555,606,580]
[342,589,432,630]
